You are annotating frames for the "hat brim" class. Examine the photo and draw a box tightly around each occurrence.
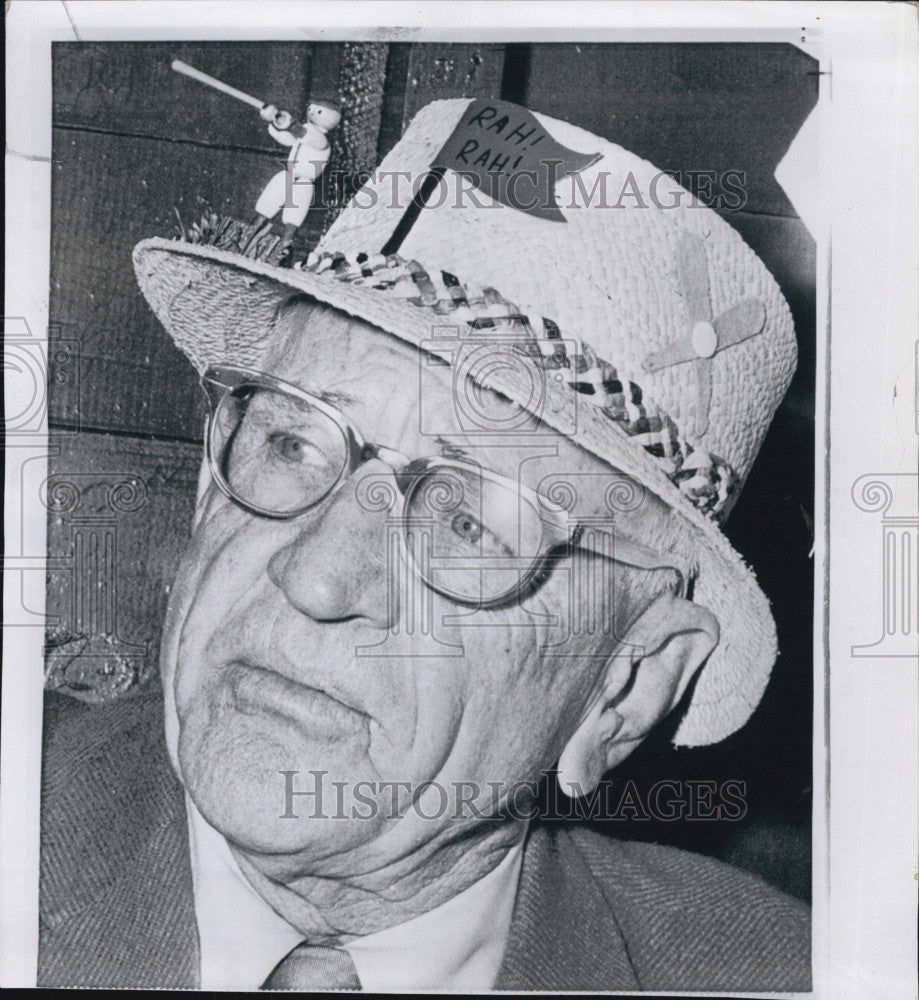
[133,236,777,747]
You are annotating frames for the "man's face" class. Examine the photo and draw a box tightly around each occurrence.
[161,300,663,874]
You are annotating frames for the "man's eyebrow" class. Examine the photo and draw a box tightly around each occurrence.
[434,436,476,461]
[312,387,358,407]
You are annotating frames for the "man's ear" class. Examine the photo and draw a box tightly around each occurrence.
[557,592,720,797]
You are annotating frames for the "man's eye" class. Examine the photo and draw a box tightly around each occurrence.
[450,511,482,544]
[268,431,311,464]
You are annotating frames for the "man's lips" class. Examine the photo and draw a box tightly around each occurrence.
[227,661,368,738]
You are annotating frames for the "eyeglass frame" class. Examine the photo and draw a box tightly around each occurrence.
[200,364,687,609]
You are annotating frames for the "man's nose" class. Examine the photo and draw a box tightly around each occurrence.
[266,462,399,627]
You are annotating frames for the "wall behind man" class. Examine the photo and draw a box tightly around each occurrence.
[45,41,817,899]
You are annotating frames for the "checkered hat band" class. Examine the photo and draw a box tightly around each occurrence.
[173,216,736,518]
[298,249,738,519]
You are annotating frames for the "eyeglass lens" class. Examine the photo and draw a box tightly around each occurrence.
[213,385,349,514]
[402,465,547,604]
[210,381,555,603]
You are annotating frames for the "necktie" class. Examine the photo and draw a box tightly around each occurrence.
[261,943,362,991]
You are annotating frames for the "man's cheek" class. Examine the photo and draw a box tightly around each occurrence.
[160,537,212,689]
[163,532,246,701]
[178,513,281,635]
[167,505,242,623]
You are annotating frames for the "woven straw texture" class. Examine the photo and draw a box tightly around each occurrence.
[132,99,798,747]
[322,100,797,492]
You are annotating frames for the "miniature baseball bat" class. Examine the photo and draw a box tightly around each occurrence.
[171,59,266,110]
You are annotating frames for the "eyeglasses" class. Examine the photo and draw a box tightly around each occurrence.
[200,365,685,609]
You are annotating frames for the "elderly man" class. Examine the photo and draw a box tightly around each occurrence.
[40,98,809,991]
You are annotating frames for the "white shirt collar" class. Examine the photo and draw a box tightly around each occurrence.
[186,796,525,991]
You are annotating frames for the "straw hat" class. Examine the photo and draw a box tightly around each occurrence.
[133,98,796,747]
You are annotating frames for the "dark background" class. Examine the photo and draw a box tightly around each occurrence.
[45,41,817,900]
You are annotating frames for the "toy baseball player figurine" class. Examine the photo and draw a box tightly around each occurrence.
[254,98,341,246]
[171,60,340,248]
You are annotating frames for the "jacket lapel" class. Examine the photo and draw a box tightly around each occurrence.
[39,691,199,988]
[496,823,640,991]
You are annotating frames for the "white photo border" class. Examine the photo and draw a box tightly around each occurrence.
[4,3,917,997]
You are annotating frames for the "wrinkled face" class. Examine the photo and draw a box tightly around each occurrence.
[161,300,664,873]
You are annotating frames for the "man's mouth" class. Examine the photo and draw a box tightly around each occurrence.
[227,661,367,738]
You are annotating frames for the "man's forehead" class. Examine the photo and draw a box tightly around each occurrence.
[264,297,448,448]
[262,297,646,497]
[268,301,513,435]
[266,297,422,393]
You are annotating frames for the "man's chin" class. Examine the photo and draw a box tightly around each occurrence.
[176,716,385,858]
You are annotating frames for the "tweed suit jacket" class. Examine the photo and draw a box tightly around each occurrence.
[39,687,811,991]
